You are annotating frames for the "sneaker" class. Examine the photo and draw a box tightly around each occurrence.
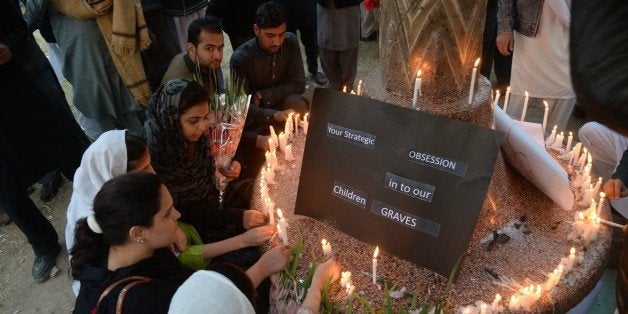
[312,72,328,85]
[39,170,63,202]
[32,243,61,283]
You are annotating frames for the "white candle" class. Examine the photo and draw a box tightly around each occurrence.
[302,120,309,135]
[572,142,582,166]
[294,114,300,136]
[267,138,276,154]
[372,246,379,285]
[342,86,347,93]
[263,165,276,185]
[269,205,275,225]
[269,125,278,146]
[340,271,351,288]
[276,209,288,245]
[412,69,422,109]
[552,131,564,150]
[597,192,605,215]
[542,101,549,133]
[264,151,272,167]
[546,125,558,147]
[278,132,287,152]
[593,177,602,196]
[357,80,363,96]
[468,58,480,105]
[493,89,501,107]
[491,294,502,310]
[304,113,309,123]
[521,91,529,121]
[285,113,293,139]
[284,144,295,161]
[565,132,573,152]
[321,239,332,257]
[503,86,511,113]
[578,148,588,171]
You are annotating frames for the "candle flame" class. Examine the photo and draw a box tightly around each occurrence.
[373,246,379,259]
[495,294,501,302]
[559,131,564,136]
[507,86,511,91]
[553,125,557,130]
[417,69,422,78]
[277,208,283,219]
[578,212,584,220]
[525,91,529,97]
[570,247,576,255]
[543,100,549,109]
[600,192,605,198]
[474,58,480,67]
[595,217,601,224]
[342,86,347,92]
[321,239,327,246]
[569,131,573,136]
[358,79,363,85]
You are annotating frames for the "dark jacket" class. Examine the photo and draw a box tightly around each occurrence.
[497,0,544,37]
[160,0,208,16]
[206,0,269,41]
[73,249,193,314]
[230,32,305,108]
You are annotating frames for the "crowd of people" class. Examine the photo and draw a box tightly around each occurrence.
[2,0,368,312]
[1,0,627,312]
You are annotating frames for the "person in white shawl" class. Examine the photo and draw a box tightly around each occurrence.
[65,130,153,294]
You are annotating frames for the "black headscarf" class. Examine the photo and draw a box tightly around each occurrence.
[144,79,218,205]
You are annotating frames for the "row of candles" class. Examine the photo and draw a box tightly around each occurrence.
[259,112,310,245]
[342,80,364,96]
[456,129,624,313]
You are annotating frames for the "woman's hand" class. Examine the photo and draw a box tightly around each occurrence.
[242,225,275,247]
[243,209,266,229]
[219,160,241,179]
[257,245,290,275]
[171,226,188,252]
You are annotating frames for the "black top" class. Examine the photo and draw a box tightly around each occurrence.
[160,0,208,16]
[612,149,628,184]
[206,0,270,40]
[230,33,305,108]
[73,249,193,314]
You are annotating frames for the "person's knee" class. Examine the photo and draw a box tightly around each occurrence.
[578,122,602,147]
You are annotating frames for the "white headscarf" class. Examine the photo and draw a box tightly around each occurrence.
[169,271,255,314]
[65,130,127,295]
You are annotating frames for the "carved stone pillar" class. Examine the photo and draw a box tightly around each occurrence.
[379,0,488,119]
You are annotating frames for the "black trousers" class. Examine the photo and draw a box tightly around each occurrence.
[284,0,319,74]
[0,169,58,257]
[480,2,512,88]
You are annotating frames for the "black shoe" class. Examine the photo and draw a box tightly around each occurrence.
[32,243,61,283]
[312,71,328,85]
[39,170,63,202]
[0,210,10,226]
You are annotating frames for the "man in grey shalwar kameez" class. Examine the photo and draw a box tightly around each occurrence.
[317,0,362,91]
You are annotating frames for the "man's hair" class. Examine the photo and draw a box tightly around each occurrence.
[187,16,223,46]
[255,1,286,29]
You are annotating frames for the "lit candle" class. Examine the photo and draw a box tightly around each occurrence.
[565,132,573,152]
[342,86,347,93]
[267,138,276,154]
[263,164,276,185]
[503,86,511,113]
[268,205,275,225]
[294,114,300,136]
[285,113,293,139]
[278,132,287,152]
[468,58,480,105]
[597,192,605,215]
[412,69,422,109]
[357,80,363,96]
[491,294,502,310]
[302,113,309,135]
[521,91,529,121]
[284,144,295,161]
[546,125,558,147]
[542,101,549,133]
[372,246,379,285]
[276,209,288,245]
[578,148,588,171]
[593,177,602,196]
[321,239,332,257]
[269,126,278,147]
[493,89,501,107]
[340,271,351,288]
[345,283,355,297]
[552,131,564,150]
[572,142,582,166]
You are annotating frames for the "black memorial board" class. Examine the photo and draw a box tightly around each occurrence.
[295,88,503,277]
